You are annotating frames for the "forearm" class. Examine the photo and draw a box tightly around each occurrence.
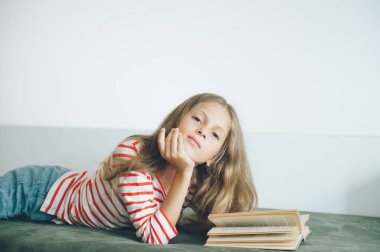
[160,170,192,225]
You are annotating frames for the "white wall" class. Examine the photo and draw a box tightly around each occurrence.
[1,1,379,217]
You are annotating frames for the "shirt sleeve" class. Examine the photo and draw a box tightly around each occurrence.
[100,138,140,180]
[118,171,178,244]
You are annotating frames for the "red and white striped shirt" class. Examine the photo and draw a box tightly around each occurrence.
[40,138,198,245]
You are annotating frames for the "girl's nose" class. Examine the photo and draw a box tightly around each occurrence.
[197,130,205,139]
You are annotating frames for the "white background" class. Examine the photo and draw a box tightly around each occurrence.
[1,0,379,217]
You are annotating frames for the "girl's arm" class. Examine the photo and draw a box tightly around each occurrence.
[119,171,179,244]
[160,170,193,226]
[157,127,196,226]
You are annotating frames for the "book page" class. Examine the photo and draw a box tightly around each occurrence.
[205,234,303,251]
[208,209,298,218]
[207,232,298,243]
[209,214,299,227]
[208,226,298,236]
[302,226,311,241]
[300,214,309,227]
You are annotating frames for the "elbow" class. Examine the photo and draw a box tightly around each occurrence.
[137,231,171,245]
[135,213,178,245]
[140,236,170,245]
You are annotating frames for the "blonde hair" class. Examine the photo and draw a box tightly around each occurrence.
[103,93,258,226]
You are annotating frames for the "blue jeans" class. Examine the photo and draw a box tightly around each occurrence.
[0,165,72,221]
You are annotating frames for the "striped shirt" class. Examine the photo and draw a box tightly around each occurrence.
[40,138,198,244]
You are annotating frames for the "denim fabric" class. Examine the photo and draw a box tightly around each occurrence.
[0,165,72,221]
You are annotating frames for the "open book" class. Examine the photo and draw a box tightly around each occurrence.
[205,209,311,251]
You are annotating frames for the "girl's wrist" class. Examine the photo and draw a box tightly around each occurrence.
[175,168,193,178]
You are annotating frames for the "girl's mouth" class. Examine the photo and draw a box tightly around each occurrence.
[188,136,201,149]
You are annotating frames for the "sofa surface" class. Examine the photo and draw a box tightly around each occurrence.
[0,209,379,252]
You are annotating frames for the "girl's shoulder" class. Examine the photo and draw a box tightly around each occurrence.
[119,136,143,153]
[116,169,152,181]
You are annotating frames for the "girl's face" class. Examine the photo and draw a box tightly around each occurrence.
[177,102,231,166]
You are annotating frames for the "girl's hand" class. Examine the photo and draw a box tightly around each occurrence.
[158,128,195,174]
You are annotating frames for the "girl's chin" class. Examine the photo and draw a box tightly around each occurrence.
[183,143,199,164]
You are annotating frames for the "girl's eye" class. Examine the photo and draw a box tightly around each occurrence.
[193,116,201,123]
[193,116,220,140]
[213,132,220,140]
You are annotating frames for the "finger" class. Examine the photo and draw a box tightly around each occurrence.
[158,128,166,156]
[171,128,178,156]
[165,128,174,157]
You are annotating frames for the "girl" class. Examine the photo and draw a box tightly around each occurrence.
[0,93,258,245]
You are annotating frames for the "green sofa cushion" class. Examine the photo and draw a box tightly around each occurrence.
[0,209,379,252]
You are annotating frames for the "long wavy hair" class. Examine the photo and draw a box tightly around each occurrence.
[102,93,258,226]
